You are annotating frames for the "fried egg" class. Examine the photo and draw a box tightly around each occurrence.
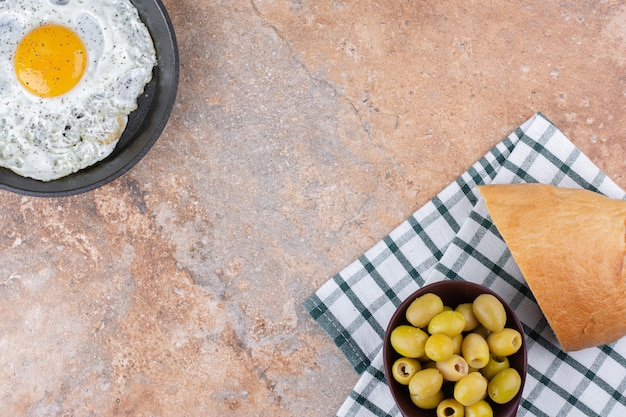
[0,0,157,181]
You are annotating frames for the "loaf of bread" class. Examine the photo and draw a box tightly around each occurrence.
[478,183,626,351]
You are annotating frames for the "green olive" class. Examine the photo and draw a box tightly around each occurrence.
[435,354,468,382]
[411,390,445,409]
[473,324,491,339]
[391,357,422,385]
[453,371,488,407]
[451,333,463,355]
[461,333,490,369]
[465,399,493,417]
[390,325,429,358]
[480,354,510,380]
[487,368,522,404]
[436,398,465,417]
[406,293,444,328]
[487,328,523,357]
[472,294,506,333]
[467,365,481,374]
[408,368,444,400]
[456,302,480,331]
[427,310,466,337]
[425,333,454,362]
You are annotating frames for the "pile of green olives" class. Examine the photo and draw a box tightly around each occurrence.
[389,292,523,417]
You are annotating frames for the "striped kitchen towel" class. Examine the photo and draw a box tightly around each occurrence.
[305,112,626,417]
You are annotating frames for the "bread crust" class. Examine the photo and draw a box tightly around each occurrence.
[479,183,626,352]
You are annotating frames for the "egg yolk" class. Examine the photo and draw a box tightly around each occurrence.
[14,24,87,98]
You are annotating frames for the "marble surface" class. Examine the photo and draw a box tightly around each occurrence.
[2,1,626,416]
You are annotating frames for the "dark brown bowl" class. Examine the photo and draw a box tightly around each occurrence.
[383,280,527,417]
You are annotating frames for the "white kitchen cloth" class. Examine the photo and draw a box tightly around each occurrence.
[304,112,626,416]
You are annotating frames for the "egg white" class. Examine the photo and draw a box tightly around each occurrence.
[0,0,157,181]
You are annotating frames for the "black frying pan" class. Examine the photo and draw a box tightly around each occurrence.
[0,0,179,197]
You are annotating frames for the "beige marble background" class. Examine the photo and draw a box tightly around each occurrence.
[2,0,626,416]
